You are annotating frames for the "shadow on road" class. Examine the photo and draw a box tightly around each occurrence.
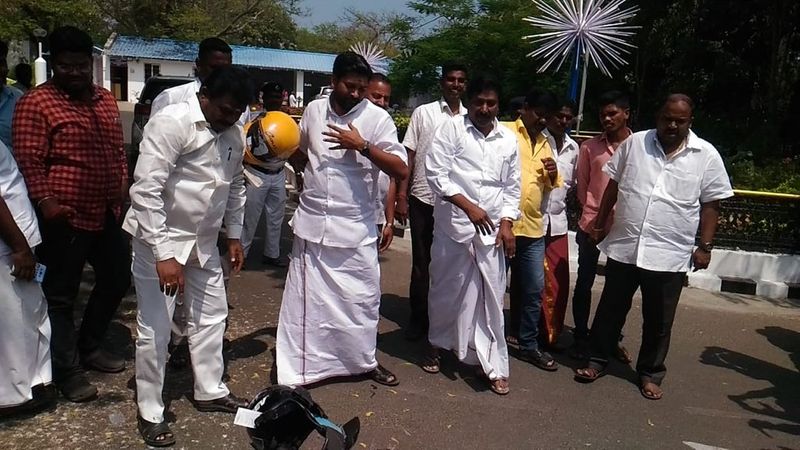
[699,326,800,438]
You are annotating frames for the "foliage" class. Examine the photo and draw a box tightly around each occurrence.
[392,113,411,141]
[726,156,800,194]
[1,0,301,48]
[295,9,413,56]
[391,0,569,105]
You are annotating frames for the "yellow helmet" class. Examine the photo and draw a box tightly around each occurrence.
[244,111,300,162]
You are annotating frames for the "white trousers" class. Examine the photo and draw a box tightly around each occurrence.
[428,233,510,380]
[0,254,52,407]
[276,237,380,386]
[241,169,286,259]
[132,239,229,422]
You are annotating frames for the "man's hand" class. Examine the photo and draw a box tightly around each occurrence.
[10,247,36,281]
[692,248,711,272]
[322,122,366,151]
[495,220,515,258]
[542,157,558,182]
[466,204,495,236]
[156,258,184,297]
[395,196,409,224]
[379,224,394,253]
[228,239,245,274]
[38,197,77,223]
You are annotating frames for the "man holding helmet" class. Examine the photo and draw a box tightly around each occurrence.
[241,81,300,268]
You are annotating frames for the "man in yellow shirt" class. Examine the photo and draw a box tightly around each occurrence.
[503,89,561,371]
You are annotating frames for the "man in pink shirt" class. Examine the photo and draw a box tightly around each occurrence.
[570,91,632,360]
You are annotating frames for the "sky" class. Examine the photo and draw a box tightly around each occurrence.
[294,0,417,28]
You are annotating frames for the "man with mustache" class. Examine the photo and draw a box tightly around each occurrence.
[13,26,130,403]
[570,91,633,362]
[575,94,733,401]
[401,62,468,341]
[275,52,408,388]
[423,75,520,395]
[365,72,397,252]
[124,66,253,446]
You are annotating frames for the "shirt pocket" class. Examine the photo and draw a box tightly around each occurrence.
[663,167,701,204]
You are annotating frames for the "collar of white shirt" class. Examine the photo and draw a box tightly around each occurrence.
[438,97,467,116]
[652,129,699,159]
[464,116,503,140]
[186,93,212,129]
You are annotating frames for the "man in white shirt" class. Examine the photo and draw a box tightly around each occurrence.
[124,67,253,447]
[365,73,397,252]
[150,37,233,116]
[401,62,468,340]
[0,140,55,418]
[540,99,579,348]
[575,94,734,401]
[241,81,294,268]
[275,52,408,388]
[149,37,235,370]
[423,76,520,395]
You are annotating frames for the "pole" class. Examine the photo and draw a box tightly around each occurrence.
[34,41,47,86]
[576,50,589,133]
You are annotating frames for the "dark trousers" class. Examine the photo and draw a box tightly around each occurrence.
[571,229,601,339]
[408,195,434,330]
[36,211,131,381]
[510,236,546,351]
[588,258,685,384]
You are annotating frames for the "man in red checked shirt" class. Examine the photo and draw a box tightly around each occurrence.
[12,26,131,403]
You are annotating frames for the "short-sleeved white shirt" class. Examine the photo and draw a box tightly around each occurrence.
[542,129,579,236]
[402,98,466,205]
[598,129,734,272]
[290,98,407,248]
[0,140,41,256]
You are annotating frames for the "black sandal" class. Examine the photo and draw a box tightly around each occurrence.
[421,350,441,374]
[518,349,559,371]
[368,364,400,386]
[138,416,176,447]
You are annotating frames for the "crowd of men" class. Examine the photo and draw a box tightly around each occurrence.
[0,26,733,447]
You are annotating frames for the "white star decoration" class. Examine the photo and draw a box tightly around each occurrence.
[523,0,640,77]
[349,42,390,75]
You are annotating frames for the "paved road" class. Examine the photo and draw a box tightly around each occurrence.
[1,219,798,449]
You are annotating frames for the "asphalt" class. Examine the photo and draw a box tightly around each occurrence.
[1,208,798,450]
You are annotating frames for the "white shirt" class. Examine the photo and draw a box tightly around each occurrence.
[403,98,467,205]
[598,129,734,272]
[123,94,246,267]
[426,115,521,246]
[375,171,390,225]
[290,98,407,248]
[150,79,199,116]
[0,140,40,256]
[542,129,579,236]
[151,79,248,125]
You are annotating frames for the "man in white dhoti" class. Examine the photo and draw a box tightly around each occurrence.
[0,140,54,418]
[276,52,408,387]
[423,76,521,395]
[124,67,253,447]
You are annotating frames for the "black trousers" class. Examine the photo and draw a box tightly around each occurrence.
[588,258,684,384]
[571,229,601,339]
[408,195,434,330]
[36,211,131,381]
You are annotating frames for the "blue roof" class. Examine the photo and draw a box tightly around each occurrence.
[106,35,336,73]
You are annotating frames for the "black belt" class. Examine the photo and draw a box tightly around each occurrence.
[247,163,284,175]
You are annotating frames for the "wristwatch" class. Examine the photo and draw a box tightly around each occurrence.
[698,241,714,252]
[359,140,371,157]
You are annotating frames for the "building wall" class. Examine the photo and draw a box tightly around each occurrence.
[126,59,194,101]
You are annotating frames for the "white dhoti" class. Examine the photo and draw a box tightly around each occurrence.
[132,239,230,423]
[428,232,509,380]
[276,237,380,386]
[0,254,52,407]
[241,168,287,259]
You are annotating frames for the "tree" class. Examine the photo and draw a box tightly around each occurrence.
[295,8,413,56]
[392,0,568,106]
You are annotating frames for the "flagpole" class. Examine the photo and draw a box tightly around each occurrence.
[576,50,589,133]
